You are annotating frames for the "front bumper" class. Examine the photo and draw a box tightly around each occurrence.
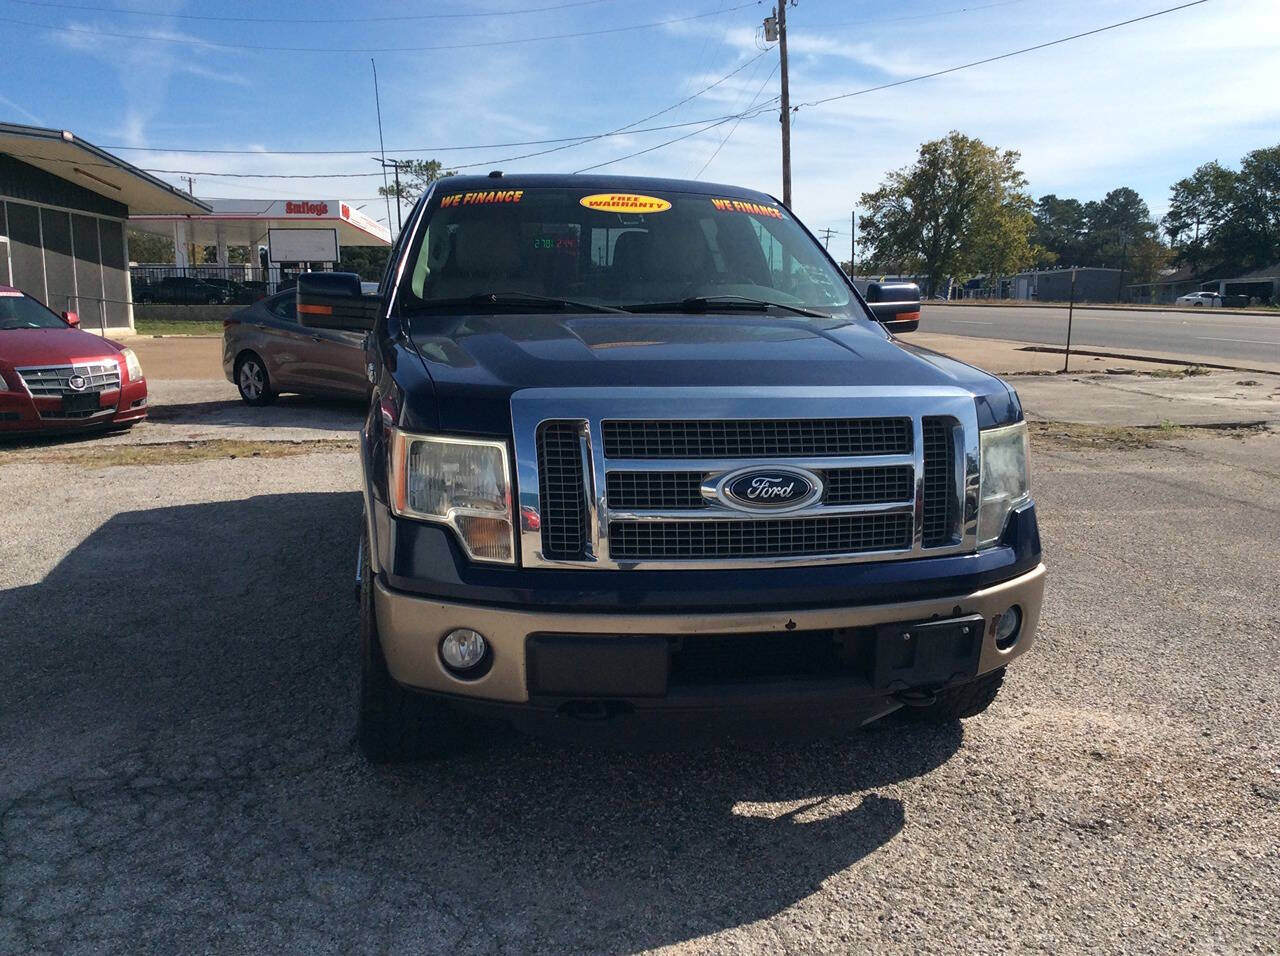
[375,563,1045,709]
[0,378,148,434]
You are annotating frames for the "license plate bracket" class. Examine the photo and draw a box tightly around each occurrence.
[872,614,984,691]
[62,391,102,414]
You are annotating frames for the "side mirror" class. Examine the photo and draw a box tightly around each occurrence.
[865,282,920,333]
[62,311,80,327]
[296,271,380,332]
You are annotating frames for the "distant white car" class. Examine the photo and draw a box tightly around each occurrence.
[1176,291,1222,307]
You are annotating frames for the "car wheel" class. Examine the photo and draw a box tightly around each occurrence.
[357,534,471,763]
[896,667,1005,723]
[235,352,277,406]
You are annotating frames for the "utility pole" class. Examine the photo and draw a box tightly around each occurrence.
[819,227,833,249]
[778,1,792,207]
[850,208,856,276]
[765,3,793,207]
[372,158,405,233]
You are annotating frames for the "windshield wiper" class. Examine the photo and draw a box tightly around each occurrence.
[410,292,628,315]
[624,295,829,319]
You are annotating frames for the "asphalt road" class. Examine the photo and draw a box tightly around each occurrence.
[923,304,1280,366]
[2,427,1278,953]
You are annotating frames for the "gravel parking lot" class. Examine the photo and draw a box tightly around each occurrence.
[2,424,1278,953]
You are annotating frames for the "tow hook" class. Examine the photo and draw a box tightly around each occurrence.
[893,688,938,708]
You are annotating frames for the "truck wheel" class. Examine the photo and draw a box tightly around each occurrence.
[357,536,465,763]
[235,352,277,406]
[898,667,1006,723]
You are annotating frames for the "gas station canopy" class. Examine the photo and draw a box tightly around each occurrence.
[131,198,392,254]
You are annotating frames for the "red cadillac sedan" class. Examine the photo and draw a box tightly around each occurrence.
[0,286,148,436]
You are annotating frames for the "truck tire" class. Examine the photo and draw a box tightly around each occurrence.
[357,535,465,763]
[898,667,1006,723]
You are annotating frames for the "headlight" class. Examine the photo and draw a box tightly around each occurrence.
[977,421,1031,548]
[390,431,514,564]
[120,348,143,382]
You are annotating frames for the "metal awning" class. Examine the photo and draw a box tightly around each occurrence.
[0,122,210,215]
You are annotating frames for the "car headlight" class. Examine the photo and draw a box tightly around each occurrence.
[977,421,1031,548]
[120,348,143,382]
[390,431,515,564]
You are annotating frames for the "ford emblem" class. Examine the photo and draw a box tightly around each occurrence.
[717,467,822,512]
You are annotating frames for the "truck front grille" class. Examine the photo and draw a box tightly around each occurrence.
[601,417,911,459]
[609,513,912,560]
[516,393,976,569]
[17,361,120,396]
[536,421,588,559]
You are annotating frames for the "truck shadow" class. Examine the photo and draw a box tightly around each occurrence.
[0,491,963,953]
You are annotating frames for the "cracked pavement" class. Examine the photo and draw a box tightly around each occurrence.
[1,427,1278,953]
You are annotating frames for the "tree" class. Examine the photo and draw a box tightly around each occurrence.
[1031,195,1087,267]
[857,132,1036,295]
[339,245,391,281]
[127,228,174,264]
[1163,145,1280,276]
[377,158,455,204]
[1080,187,1157,272]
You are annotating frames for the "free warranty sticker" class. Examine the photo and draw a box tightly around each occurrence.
[579,193,672,214]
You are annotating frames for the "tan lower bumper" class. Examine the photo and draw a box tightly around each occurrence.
[375,564,1046,704]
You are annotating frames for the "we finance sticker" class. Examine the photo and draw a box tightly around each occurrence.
[710,197,784,219]
[439,189,524,208]
[579,193,672,214]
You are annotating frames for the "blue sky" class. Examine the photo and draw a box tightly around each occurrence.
[1,0,1276,244]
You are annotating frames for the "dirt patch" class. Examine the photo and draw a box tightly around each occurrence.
[1143,365,1213,379]
[1029,420,1266,451]
[0,438,356,467]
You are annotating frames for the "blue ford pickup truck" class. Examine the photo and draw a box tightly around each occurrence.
[297,173,1044,762]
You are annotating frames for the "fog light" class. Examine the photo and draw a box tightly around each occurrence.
[440,628,489,673]
[994,606,1022,651]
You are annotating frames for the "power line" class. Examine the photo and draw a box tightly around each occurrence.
[695,60,779,179]
[573,116,739,174]
[0,2,762,54]
[797,0,1211,110]
[6,0,626,23]
[553,0,1213,179]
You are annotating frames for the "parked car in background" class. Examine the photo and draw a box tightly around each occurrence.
[0,286,147,435]
[201,277,258,304]
[144,276,230,305]
[1176,291,1222,307]
[222,289,368,405]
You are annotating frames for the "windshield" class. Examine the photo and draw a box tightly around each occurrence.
[399,187,859,317]
[0,293,68,330]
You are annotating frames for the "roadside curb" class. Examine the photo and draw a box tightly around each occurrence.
[1016,345,1280,377]
[925,302,1276,318]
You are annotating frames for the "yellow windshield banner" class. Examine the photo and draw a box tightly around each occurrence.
[710,197,784,219]
[439,190,524,208]
[579,193,672,214]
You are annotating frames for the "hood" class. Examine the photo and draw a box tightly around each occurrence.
[0,328,123,368]
[403,313,1020,434]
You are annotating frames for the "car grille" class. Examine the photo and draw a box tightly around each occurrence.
[601,417,911,459]
[536,421,589,559]
[17,361,121,397]
[519,395,975,569]
[610,513,913,560]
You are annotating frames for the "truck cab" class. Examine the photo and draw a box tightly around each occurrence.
[298,174,1044,762]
